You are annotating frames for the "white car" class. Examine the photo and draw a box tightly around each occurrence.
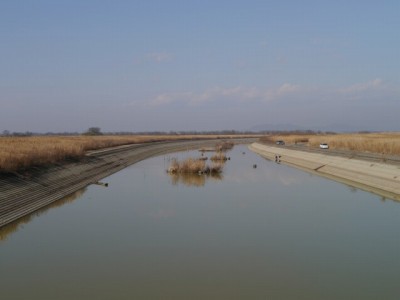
[319,143,329,149]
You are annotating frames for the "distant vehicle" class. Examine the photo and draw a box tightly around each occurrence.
[320,143,329,149]
[276,140,285,145]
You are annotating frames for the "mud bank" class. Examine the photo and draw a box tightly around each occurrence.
[249,143,400,201]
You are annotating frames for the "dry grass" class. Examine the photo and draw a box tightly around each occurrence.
[168,158,223,174]
[216,141,234,151]
[261,132,400,155]
[260,135,312,144]
[0,134,251,174]
[210,152,228,161]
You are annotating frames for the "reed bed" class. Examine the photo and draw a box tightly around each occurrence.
[210,152,228,161]
[260,135,312,144]
[308,133,400,155]
[216,141,234,151]
[168,158,223,174]
[261,133,400,155]
[0,134,246,174]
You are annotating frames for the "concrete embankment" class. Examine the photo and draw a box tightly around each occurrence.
[0,139,255,228]
[249,143,400,201]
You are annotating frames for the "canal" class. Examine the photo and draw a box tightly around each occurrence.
[1,145,400,299]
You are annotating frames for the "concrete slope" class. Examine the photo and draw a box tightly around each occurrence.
[249,143,400,201]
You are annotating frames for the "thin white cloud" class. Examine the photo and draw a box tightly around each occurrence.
[148,92,191,106]
[335,78,400,102]
[339,78,384,94]
[147,86,264,107]
[277,83,300,94]
[189,86,262,105]
[147,84,306,107]
[264,83,306,101]
[144,79,398,108]
[151,94,174,106]
[145,52,172,63]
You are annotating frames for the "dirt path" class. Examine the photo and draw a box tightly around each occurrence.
[0,139,256,228]
[249,142,400,201]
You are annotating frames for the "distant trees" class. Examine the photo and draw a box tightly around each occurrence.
[1,130,33,137]
[83,127,103,136]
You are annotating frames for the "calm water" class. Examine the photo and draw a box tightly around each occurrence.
[1,145,400,299]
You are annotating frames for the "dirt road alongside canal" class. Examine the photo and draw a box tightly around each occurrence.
[249,142,400,201]
[0,139,256,228]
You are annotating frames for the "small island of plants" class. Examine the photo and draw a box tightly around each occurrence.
[167,158,223,175]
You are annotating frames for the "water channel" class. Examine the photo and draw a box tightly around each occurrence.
[1,145,400,299]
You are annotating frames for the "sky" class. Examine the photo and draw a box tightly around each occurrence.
[1,0,399,133]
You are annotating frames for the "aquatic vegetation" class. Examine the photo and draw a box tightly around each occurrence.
[216,141,234,151]
[210,152,228,161]
[168,158,223,174]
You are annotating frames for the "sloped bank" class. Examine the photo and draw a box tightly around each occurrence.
[0,139,256,228]
[249,143,400,201]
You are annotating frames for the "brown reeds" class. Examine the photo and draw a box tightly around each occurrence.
[210,152,228,161]
[260,135,311,144]
[168,158,223,174]
[307,133,400,154]
[261,132,400,155]
[216,141,234,151]
[0,134,254,174]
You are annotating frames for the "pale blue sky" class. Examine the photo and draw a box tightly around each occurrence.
[1,0,399,132]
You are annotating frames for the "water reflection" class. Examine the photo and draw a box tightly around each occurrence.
[0,188,86,241]
[169,172,223,187]
[260,156,400,203]
[2,145,400,299]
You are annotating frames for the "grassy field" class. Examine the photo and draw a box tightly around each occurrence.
[261,132,400,155]
[0,134,255,174]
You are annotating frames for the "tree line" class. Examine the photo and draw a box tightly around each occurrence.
[1,127,364,137]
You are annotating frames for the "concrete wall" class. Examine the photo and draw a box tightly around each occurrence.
[249,143,400,201]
